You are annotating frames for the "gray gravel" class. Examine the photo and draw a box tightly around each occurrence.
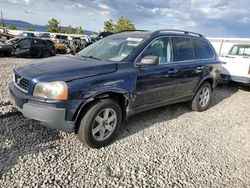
[0,57,250,188]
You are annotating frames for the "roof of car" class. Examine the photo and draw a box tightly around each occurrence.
[111,29,205,40]
[111,31,152,38]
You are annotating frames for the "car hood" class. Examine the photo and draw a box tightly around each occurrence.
[0,43,12,49]
[15,55,117,82]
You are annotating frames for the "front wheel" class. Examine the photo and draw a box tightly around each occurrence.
[77,99,122,148]
[191,82,212,112]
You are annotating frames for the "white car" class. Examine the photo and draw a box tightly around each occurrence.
[220,44,250,86]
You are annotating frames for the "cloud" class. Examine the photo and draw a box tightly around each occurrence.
[21,9,35,14]
[1,0,250,36]
[98,3,109,10]
[65,2,85,9]
[0,0,31,4]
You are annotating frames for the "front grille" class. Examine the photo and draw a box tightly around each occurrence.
[14,73,29,93]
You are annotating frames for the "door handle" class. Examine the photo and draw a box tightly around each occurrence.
[168,69,178,74]
[151,74,169,79]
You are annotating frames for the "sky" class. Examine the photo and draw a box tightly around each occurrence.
[0,0,250,37]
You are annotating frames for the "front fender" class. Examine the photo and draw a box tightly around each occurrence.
[71,79,135,122]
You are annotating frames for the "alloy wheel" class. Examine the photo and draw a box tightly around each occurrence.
[92,108,117,141]
[199,87,210,107]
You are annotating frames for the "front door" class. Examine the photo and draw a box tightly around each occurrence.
[132,37,178,110]
[14,38,31,57]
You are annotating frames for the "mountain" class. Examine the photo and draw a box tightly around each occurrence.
[1,19,96,35]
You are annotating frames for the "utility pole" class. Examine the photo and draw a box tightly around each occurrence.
[0,10,4,26]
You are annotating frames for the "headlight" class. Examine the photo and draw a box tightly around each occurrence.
[33,81,68,100]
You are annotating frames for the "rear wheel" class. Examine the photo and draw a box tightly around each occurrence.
[77,99,122,148]
[41,51,51,58]
[191,82,212,112]
[0,51,6,57]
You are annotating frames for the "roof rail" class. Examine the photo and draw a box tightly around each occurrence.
[153,29,204,38]
[117,30,150,33]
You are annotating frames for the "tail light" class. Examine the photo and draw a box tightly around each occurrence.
[248,65,250,75]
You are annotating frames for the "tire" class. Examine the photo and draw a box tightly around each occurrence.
[191,82,212,112]
[41,51,51,58]
[77,99,122,148]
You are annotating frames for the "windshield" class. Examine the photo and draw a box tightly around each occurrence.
[78,36,144,61]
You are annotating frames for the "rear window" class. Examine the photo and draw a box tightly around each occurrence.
[173,38,194,61]
[193,39,214,59]
[45,40,54,45]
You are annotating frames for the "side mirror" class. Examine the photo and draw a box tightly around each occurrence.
[139,56,159,66]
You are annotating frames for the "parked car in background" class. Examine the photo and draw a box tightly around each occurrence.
[2,37,55,58]
[45,39,67,54]
[19,32,35,37]
[13,37,56,58]
[37,32,51,38]
[1,37,26,57]
[81,35,92,46]
[51,34,68,43]
[67,37,85,54]
[9,30,221,148]
[94,31,113,41]
[220,44,250,86]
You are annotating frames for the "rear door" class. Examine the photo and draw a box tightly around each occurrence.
[220,45,250,79]
[132,37,178,110]
[172,37,208,98]
[30,39,45,57]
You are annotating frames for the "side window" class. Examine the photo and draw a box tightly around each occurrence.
[173,38,194,61]
[229,45,250,56]
[17,39,31,48]
[45,40,54,46]
[242,46,250,56]
[138,37,173,65]
[194,40,215,59]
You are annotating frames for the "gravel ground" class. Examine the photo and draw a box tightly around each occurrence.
[0,57,250,188]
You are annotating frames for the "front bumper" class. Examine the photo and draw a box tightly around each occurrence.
[9,83,75,133]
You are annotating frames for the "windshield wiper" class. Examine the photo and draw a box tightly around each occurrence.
[79,55,101,60]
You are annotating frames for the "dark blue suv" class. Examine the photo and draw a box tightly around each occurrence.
[9,30,221,148]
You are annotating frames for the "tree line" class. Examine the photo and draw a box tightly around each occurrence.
[1,16,136,34]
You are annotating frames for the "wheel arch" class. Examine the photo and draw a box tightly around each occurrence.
[194,76,214,96]
[40,50,51,57]
[74,91,130,133]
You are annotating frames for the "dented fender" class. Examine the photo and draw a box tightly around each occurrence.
[67,64,138,121]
